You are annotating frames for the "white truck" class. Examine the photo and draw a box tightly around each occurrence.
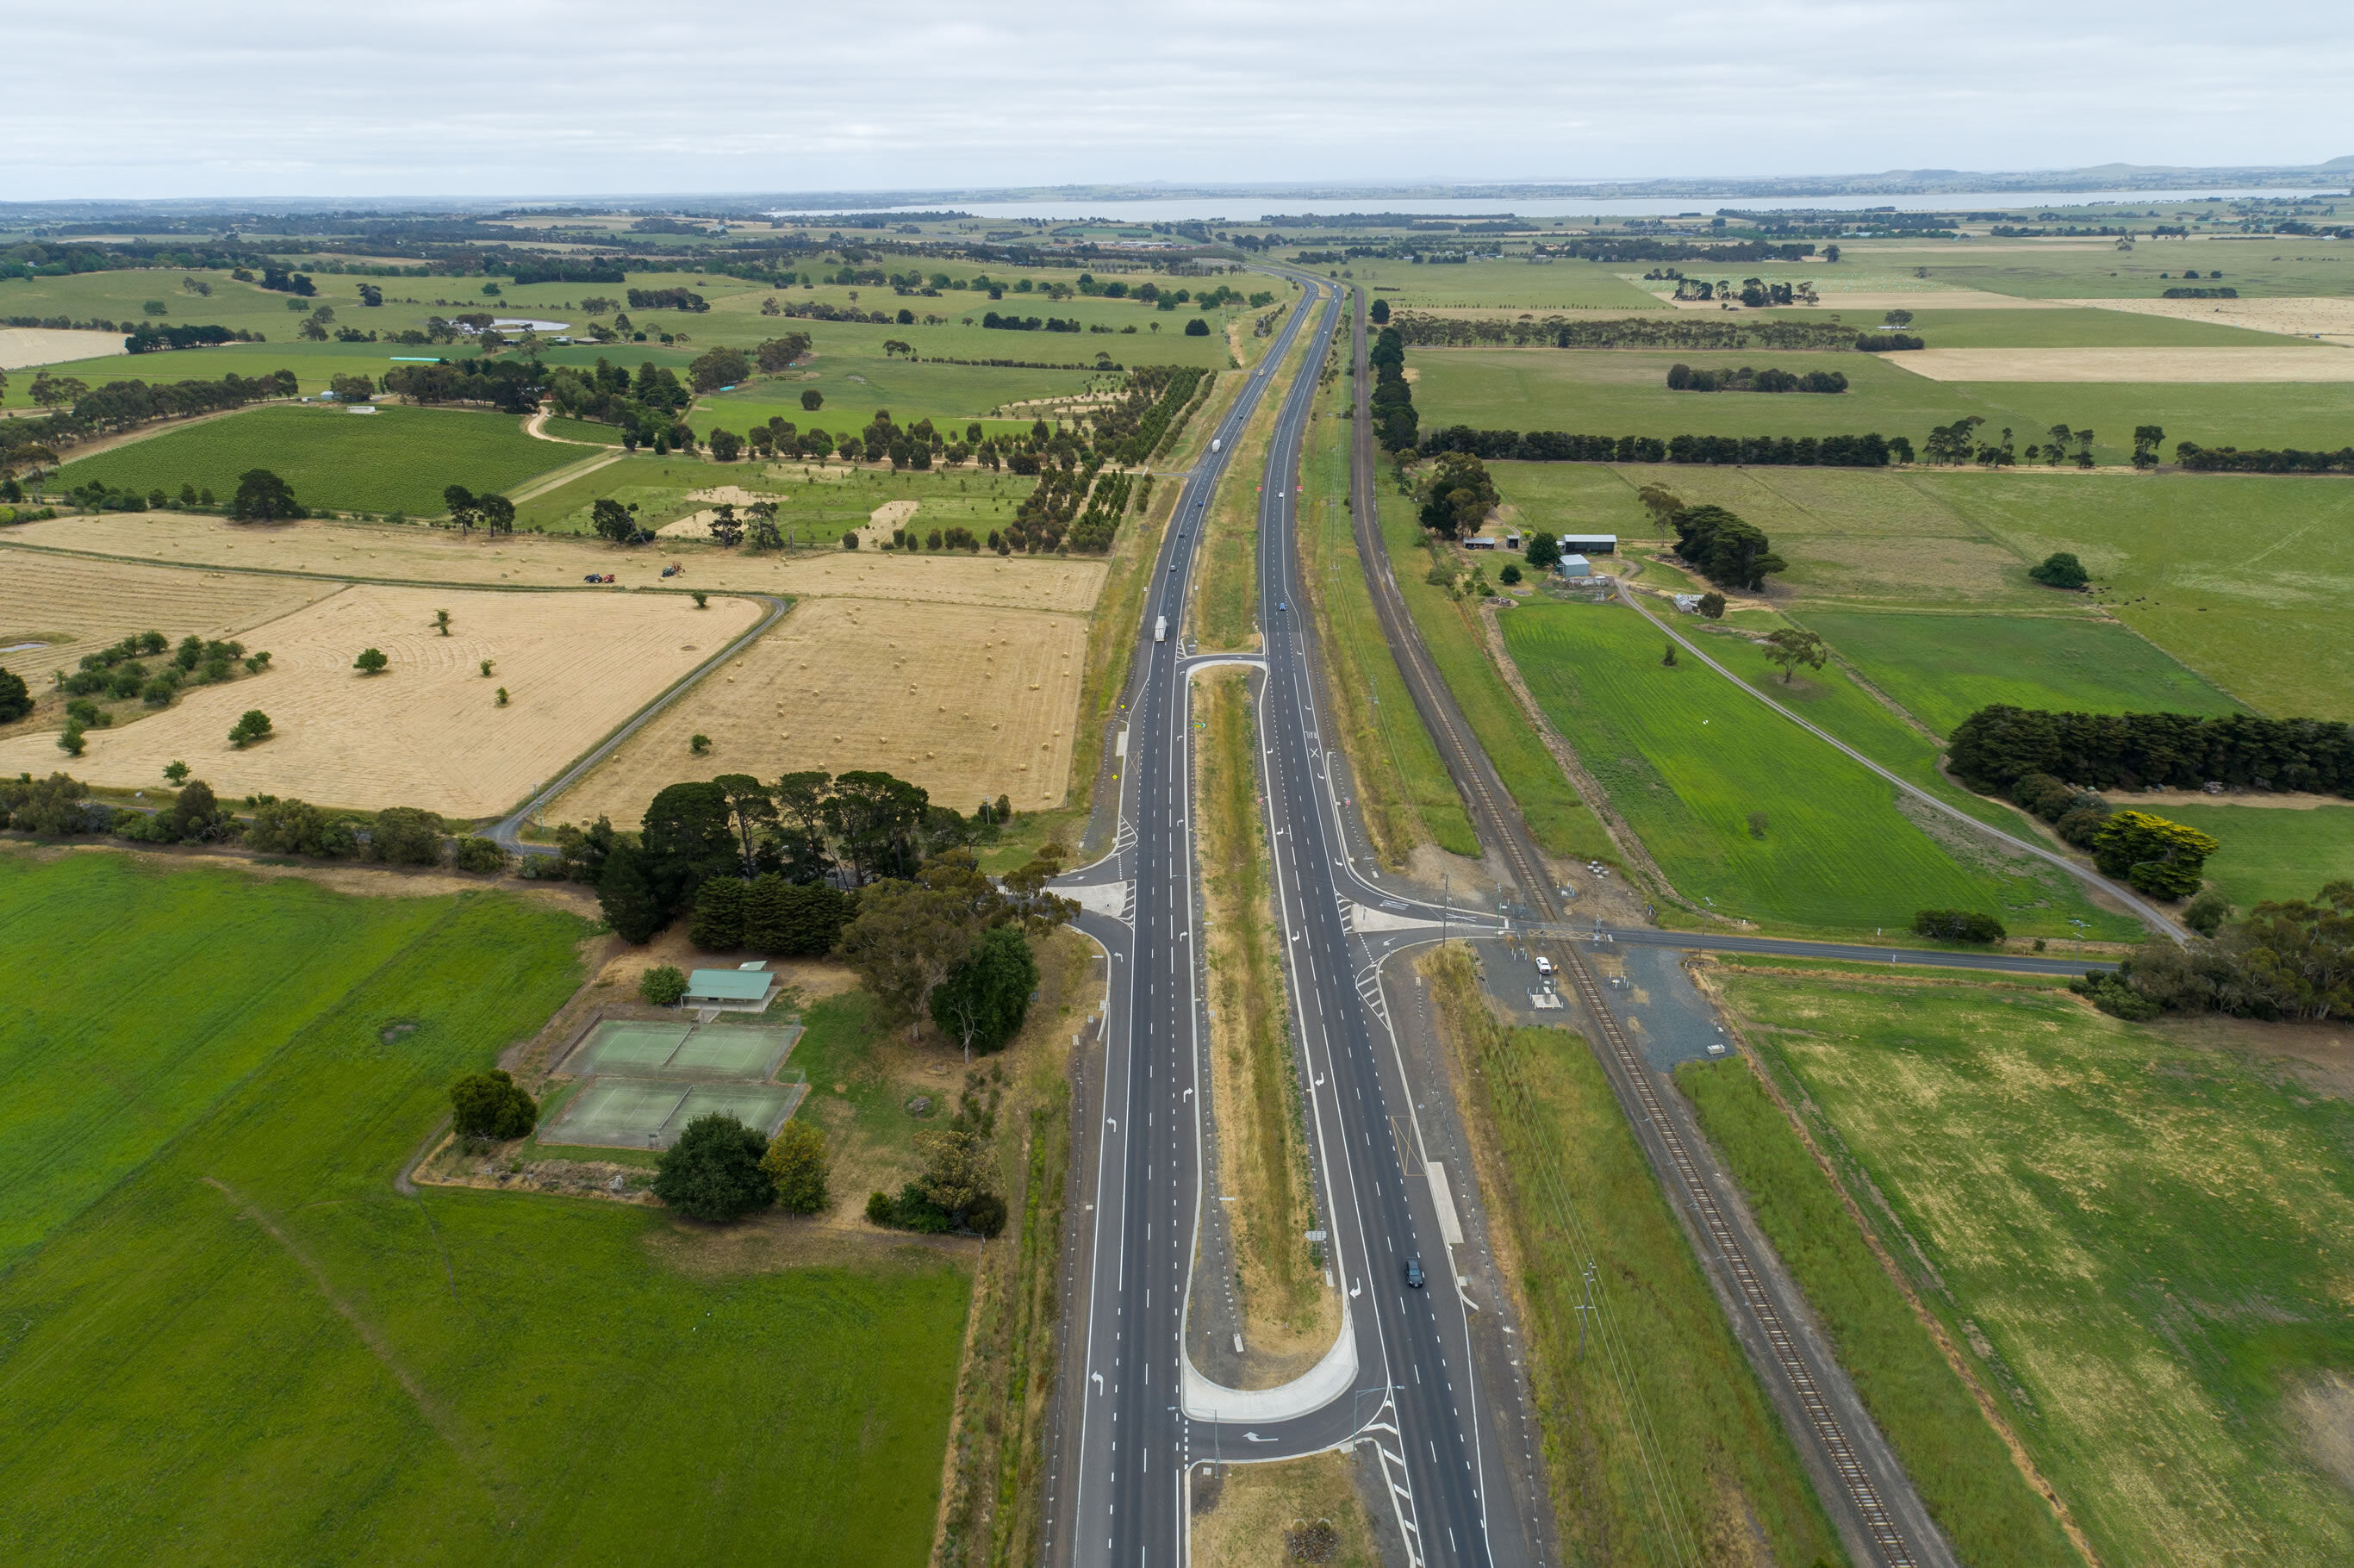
[1210,437,1222,455]
[1154,616,1168,643]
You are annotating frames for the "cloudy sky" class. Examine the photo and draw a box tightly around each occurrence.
[6,0,2350,201]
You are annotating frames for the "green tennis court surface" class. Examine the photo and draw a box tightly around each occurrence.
[543,1018,806,1148]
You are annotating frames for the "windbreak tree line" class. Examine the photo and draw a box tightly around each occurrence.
[1949,706,2354,799]
[1418,425,1908,469]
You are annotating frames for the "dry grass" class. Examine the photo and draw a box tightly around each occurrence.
[1190,1452,1383,1568]
[2071,295,2354,341]
[0,512,1107,610]
[0,584,760,817]
[1887,345,2354,382]
[0,551,338,689]
[1194,669,1339,1381]
[551,595,1088,827]
[0,327,127,370]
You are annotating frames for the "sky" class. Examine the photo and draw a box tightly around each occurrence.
[5,0,2351,202]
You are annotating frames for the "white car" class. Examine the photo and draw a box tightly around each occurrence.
[1533,955,1555,977]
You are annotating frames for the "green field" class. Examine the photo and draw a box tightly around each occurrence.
[2117,802,2354,911]
[1624,241,2354,302]
[1373,485,1614,862]
[1476,460,2354,719]
[1339,254,1668,313]
[1719,966,2354,1566]
[1781,307,2320,349]
[1801,609,2245,734]
[1500,598,2133,935]
[1411,345,2354,462]
[0,851,969,1566]
[1427,951,1844,1565]
[54,404,584,515]
[1680,1057,2081,1567]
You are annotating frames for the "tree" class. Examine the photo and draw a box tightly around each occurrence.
[762,1119,831,1213]
[822,770,930,884]
[1762,627,1827,684]
[370,806,445,866]
[1415,451,1498,539]
[591,497,641,544]
[450,1068,538,1141]
[744,875,855,955]
[162,759,190,786]
[1672,504,1785,590]
[2183,888,2232,937]
[2029,551,2089,590]
[687,345,750,392]
[2092,811,2219,900]
[707,428,744,463]
[713,772,778,875]
[353,647,389,675]
[930,924,1039,1061]
[0,667,28,724]
[910,1127,995,1225]
[227,708,273,749]
[1523,531,1560,570]
[652,1113,775,1222]
[690,875,748,949]
[836,877,979,1030]
[707,501,744,546]
[598,843,668,942]
[639,962,688,1005]
[443,483,479,532]
[1368,297,1391,324]
[641,780,739,914]
[801,389,824,412]
[476,493,514,534]
[1697,592,1726,619]
[1499,563,1522,586]
[1183,318,1211,336]
[229,468,303,522]
[433,609,452,637]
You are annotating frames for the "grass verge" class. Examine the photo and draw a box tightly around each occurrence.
[1192,330,1311,651]
[1678,1055,2085,1567]
[1194,669,1333,1365]
[1191,1451,1381,1568]
[1371,482,1612,862]
[1423,945,1844,1565]
[1298,349,1477,864]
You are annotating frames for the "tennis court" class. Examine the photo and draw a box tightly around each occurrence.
[542,1017,807,1149]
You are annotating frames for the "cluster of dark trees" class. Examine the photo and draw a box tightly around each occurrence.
[2162,287,2238,299]
[125,323,263,353]
[625,287,708,311]
[1667,501,1786,591]
[1096,365,1210,464]
[543,357,693,447]
[1068,470,1136,552]
[1666,364,1847,393]
[1415,451,1498,538]
[381,357,543,413]
[981,312,1085,333]
[440,485,515,534]
[649,1111,832,1223]
[1670,277,1813,307]
[2075,881,2351,1022]
[1853,333,1926,352]
[53,629,265,711]
[1417,426,1906,469]
[6,370,296,464]
[257,265,314,296]
[1370,324,1417,451]
[1387,311,1857,352]
[1949,706,2354,798]
[868,1095,1010,1236]
[1914,908,2007,943]
[2174,442,2354,475]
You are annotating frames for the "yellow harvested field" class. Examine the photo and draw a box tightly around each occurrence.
[2071,295,2354,342]
[0,584,761,818]
[0,513,1105,611]
[1884,345,2354,382]
[551,596,1087,827]
[0,552,339,681]
[0,327,128,370]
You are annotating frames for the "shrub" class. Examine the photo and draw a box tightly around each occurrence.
[368,806,445,866]
[353,647,389,675]
[761,1119,831,1214]
[1499,563,1522,585]
[0,667,29,723]
[1183,318,1211,336]
[964,1192,1007,1238]
[651,1113,774,1222]
[2183,888,2232,936]
[689,733,713,756]
[2071,969,2163,1020]
[930,925,1038,1055]
[1913,908,2006,943]
[451,836,509,874]
[450,1068,538,1141]
[865,1190,897,1225]
[639,963,688,1005]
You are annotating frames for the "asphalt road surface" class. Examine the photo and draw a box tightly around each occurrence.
[1052,281,1527,1568]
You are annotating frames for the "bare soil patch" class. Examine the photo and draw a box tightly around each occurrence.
[0,583,760,818]
[2098,787,2343,810]
[551,595,1087,827]
[0,327,128,370]
[1886,346,2354,383]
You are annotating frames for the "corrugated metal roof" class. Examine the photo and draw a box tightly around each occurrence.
[684,968,773,1001]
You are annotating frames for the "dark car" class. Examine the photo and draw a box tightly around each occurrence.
[1404,1257,1425,1289]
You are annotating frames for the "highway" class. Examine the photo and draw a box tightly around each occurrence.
[1053,279,1529,1568]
